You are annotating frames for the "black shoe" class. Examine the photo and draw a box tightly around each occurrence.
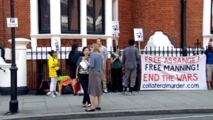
[73,93,77,96]
[85,108,95,112]
[96,107,101,110]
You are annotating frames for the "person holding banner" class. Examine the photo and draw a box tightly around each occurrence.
[205,39,213,90]
[111,46,123,92]
[122,39,140,96]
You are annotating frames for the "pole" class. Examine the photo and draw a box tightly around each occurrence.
[9,0,18,113]
[181,0,187,56]
[114,34,118,47]
[138,41,141,53]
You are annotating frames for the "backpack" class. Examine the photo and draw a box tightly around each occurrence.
[62,85,73,94]
[36,79,50,95]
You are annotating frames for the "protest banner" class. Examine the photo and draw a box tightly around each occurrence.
[140,54,207,90]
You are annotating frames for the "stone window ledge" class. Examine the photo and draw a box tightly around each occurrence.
[30,34,119,39]
[203,34,213,38]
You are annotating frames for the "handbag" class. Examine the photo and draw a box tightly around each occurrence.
[56,69,62,76]
[72,80,81,94]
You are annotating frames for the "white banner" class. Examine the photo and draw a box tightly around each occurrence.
[140,55,207,90]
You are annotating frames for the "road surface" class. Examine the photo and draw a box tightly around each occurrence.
[66,114,213,120]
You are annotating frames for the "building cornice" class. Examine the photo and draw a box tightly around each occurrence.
[30,34,119,39]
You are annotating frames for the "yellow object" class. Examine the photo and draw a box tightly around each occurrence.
[58,76,73,93]
[58,76,69,81]
[48,56,60,78]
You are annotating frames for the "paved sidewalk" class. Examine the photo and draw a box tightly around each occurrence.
[1,90,213,120]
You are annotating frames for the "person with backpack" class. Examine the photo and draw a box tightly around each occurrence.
[48,50,61,97]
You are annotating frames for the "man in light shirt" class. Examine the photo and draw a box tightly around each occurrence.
[97,38,108,93]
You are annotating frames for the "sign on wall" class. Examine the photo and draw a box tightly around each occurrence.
[134,28,143,41]
[112,21,120,34]
[7,18,18,27]
[140,55,207,90]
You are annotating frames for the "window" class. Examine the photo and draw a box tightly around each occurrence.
[61,0,80,33]
[38,0,50,34]
[87,0,105,34]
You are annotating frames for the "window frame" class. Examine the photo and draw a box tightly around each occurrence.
[61,0,81,34]
[38,0,51,34]
[87,0,105,34]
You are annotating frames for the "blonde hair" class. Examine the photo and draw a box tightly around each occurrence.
[92,43,101,53]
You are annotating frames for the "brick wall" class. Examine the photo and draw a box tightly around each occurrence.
[118,0,134,48]
[0,0,30,48]
[187,0,203,47]
[119,0,203,48]
[0,0,203,49]
[0,1,2,46]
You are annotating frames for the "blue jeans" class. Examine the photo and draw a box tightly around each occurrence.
[79,74,91,104]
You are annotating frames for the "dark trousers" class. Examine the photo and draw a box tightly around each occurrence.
[70,63,77,79]
[112,67,123,92]
[79,74,91,104]
[134,63,141,91]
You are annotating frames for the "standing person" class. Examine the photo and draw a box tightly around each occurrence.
[68,43,81,79]
[134,43,141,91]
[111,46,123,92]
[205,39,213,90]
[48,50,61,97]
[122,39,140,96]
[86,43,103,112]
[96,38,108,93]
[68,43,83,95]
[76,47,91,107]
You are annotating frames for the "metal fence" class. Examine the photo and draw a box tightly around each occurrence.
[141,39,204,56]
[27,47,113,92]
[141,46,204,56]
[27,40,205,92]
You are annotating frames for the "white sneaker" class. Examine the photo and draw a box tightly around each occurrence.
[103,89,108,93]
[55,91,61,97]
[46,92,51,96]
[51,93,56,97]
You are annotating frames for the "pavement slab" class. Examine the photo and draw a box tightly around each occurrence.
[0,90,213,120]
